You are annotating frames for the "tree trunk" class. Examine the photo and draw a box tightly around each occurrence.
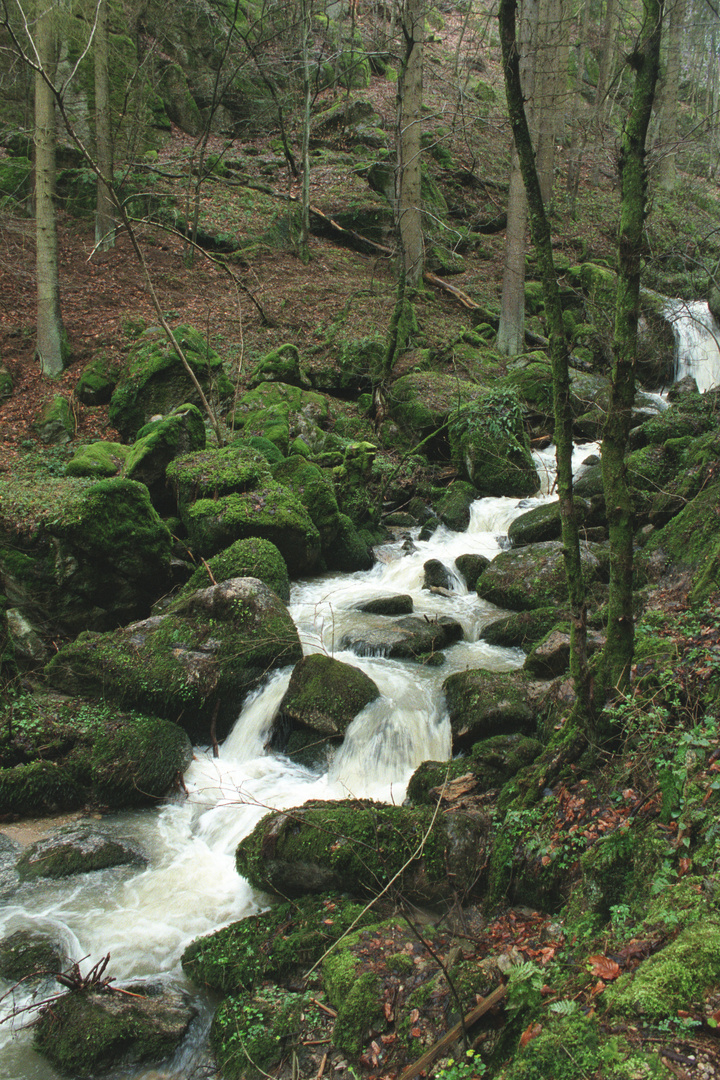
[35,0,66,377]
[298,0,312,264]
[656,0,685,191]
[590,0,618,186]
[601,0,663,694]
[499,0,590,716]
[497,0,538,357]
[396,0,424,288]
[94,0,115,250]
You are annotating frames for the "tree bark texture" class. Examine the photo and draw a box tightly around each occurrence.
[602,0,662,693]
[35,0,66,377]
[499,0,589,715]
[396,0,424,288]
[94,0,115,249]
[657,0,685,191]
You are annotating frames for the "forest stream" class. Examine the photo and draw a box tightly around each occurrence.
[0,302,718,1080]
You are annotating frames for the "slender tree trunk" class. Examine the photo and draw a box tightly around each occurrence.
[657,0,685,190]
[35,0,66,377]
[601,0,663,694]
[396,0,424,288]
[298,0,312,264]
[497,0,538,357]
[590,0,618,186]
[94,0,115,250]
[499,0,589,716]
[566,0,591,214]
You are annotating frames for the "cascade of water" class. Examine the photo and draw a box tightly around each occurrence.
[0,441,599,1080]
[665,298,720,393]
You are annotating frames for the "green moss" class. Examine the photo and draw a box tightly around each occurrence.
[248,343,309,387]
[407,735,542,804]
[74,353,118,406]
[279,653,380,737]
[65,442,130,478]
[607,919,720,1018]
[211,987,308,1080]
[272,456,341,548]
[0,930,64,982]
[183,894,376,992]
[178,536,290,602]
[124,403,206,482]
[482,608,561,650]
[448,388,539,497]
[166,445,271,511]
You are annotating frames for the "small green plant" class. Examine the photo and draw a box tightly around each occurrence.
[434,1048,486,1080]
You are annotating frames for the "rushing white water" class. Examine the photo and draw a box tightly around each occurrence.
[665,298,720,393]
[0,442,599,1080]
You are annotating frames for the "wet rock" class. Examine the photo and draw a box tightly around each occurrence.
[422,559,452,591]
[477,541,603,611]
[0,929,67,982]
[356,594,413,616]
[325,513,375,572]
[0,834,20,899]
[45,578,302,743]
[524,628,605,678]
[236,799,491,908]
[454,553,490,590]
[34,984,197,1077]
[16,825,147,881]
[444,669,546,749]
[123,403,207,509]
[339,615,462,661]
[432,480,476,531]
[449,389,540,497]
[175,536,290,604]
[507,498,592,548]
[5,608,48,664]
[407,734,543,805]
[481,607,561,651]
[271,653,380,751]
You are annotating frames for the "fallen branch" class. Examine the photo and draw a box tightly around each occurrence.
[398,983,507,1080]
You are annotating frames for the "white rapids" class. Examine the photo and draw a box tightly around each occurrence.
[0,441,599,1080]
[665,298,720,393]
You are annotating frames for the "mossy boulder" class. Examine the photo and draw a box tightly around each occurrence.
[234,381,330,456]
[481,607,564,651]
[182,893,376,993]
[406,733,543,805]
[0,929,67,983]
[248,343,311,389]
[356,594,413,615]
[508,498,592,548]
[44,578,302,743]
[499,352,555,424]
[523,627,604,678]
[641,476,720,603]
[443,669,543,749]
[454,553,490,590]
[65,441,131,478]
[123,403,207,497]
[607,919,720,1018]
[108,324,232,439]
[33,394,74,444]
[177,536,290,603]
[272,456,341,549]
[33,986,196,1077]
[325,512,375,571]
[0,693,193,816]
[432,480,477,531]
[477,541,603,611]
[388,372,478,439]
[235,799,491,908]
[17,826,147,881]
[167,445,321,574]
[74,353,118,406]
[0,469,173,632]
[339,615,463,662]
[271,654,380,751]
[448,389,539,497]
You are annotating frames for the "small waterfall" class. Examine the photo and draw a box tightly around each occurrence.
[665,298,720,393]
[0,441,599,1080]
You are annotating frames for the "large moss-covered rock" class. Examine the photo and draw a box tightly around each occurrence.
[233,381,330,456]
[123,403,206,496]
[108,324,232,439]
[273,653,380,746]
[448,388,539,497]
[499,353,554,424]
[443,669,543,749]
[507,498,592,547]
[339,615,463,662]
[407,733,543,805]
[235,799,491,908]
[388,372,478,439]
[74,353,118,406]
[481,607,563,650]
[44,578,302,742]
[641,476,720,603]
[0,929,66,983]
[65,441,130,478]
[0,693,192,816]
[182,894,375,993]
[272,456,341,549]
[0,466,173,633]
[211,987,310,1080]
[167,446,322,574]
[325,512,374,572]
[248,343,311,389]
[17,826,146,881]
[432,480,477,531]
[477,540,603,611]
[33,986,196,1077]
[178,536,290,603]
